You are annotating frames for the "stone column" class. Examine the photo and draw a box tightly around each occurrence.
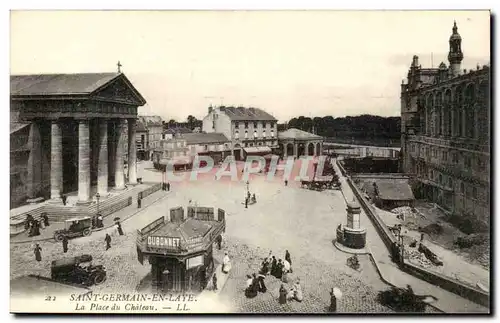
[283,143,288,158]
[27,121,42,199]
[50,120,63,201]
[128,118,138,185]
[293,143,298,158]
[97,119,108,195]
[77,119,91,203]
[114,120,125,190]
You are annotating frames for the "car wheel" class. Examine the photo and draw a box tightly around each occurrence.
[93,272,106,285]
[82,228,91,236]
[54,233,65,242]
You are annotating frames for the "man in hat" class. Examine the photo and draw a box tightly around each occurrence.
[116,221,124,236]
[62,235,69,253]
[212,273,218,292]
[329,288,338,312]
[105,233,112,250]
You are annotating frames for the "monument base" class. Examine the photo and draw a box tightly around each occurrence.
[337,226,367,249]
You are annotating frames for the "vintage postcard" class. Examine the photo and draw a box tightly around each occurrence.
[9,10,491,314]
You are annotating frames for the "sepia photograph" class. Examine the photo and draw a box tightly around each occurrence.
[8,9,491,314]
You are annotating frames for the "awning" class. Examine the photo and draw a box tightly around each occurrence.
[159,158,192,166]
[243,147,272,155]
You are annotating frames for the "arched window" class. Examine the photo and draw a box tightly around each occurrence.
[465,84,476,138]
[454,85,464,137]
[444,89,452,136]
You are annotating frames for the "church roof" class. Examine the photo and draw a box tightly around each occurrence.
[218,106,277,121]
[10,73,146,105]
[278,128,322,140]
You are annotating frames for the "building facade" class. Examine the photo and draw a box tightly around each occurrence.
[138,115,164,159]
[182,132,232,164]
[400,22,490,224]
[152,137,192,171]
[202,106,278,160]
[10,73,146,208]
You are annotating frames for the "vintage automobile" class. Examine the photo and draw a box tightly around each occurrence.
[54,217,93,241]
[50,254,107,286]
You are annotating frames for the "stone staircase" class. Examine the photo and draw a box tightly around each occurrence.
[10,182,161,235]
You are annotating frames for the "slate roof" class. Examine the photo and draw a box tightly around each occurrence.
[181,132,230,145]
[278,128,322,140]
[218,106,277,121]
[11,73,120,96]
[139,115,163,126]
[165,127,193,135]
[10,73,146,105]
[363,180,415,201]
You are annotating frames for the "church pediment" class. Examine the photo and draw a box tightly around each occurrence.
[91,74,146,106]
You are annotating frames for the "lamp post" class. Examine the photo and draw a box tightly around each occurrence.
[96,193,100,214]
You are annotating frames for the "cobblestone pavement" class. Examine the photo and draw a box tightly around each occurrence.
[10,161,443,313]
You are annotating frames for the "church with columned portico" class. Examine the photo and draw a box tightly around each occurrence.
[10,71,146,208]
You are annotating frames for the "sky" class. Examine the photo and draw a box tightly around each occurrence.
[10,10,490,123]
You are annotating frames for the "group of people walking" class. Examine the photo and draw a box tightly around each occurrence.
[25,213,50,237]
[259,250,293,283]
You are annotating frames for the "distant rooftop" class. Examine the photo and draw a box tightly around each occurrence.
[216,106,277,121]
[278,128,322,140]
[180,132,230,145]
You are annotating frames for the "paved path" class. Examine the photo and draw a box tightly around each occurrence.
[332,160,489,313]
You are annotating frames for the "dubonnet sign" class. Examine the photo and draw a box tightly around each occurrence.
[147,236,181,249]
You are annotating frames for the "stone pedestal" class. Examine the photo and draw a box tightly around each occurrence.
[338,200,367,249]
[77,120,91,204]
[50,121,63,202]
[97,120,109,196]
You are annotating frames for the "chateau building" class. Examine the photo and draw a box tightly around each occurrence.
[400,22,490,224]
[202,106,278,160]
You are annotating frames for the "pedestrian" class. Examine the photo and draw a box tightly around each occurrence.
[329,288,337,312]
[216,235,222,250]
[257,274,267,293]
[284,179,288,186]
[116,221,124,236]
[245,197,248,209]
[167,182,170,191]
[105,233,111,250]
[212,273,218,291]
[420,233,425,242]
[271,256,277,277]
[25,214,33,230]
[39,218,45,229]
[222,252,232,274]
[92,216,97,229]
[137,196,142,208]
[34,243,42,262]
[62,235,69,253]
[285,250,293,273]
[61,194,67,206]
[279,284,287,305]
[293,279,303,302]
[275,259,283,279]
[97,214,104,228]
[42,213,50,227]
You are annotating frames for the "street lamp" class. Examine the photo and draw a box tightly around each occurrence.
[96,193,100,214]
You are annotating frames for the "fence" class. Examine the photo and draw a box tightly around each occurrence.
[139,183,162,200]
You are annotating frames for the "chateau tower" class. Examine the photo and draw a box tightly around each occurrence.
[448,21,464,77]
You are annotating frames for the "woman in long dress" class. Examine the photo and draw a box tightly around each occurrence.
[293,280,303,302]
[257,274,267,293]
[271,256,277,277]
[222,252,232,274]
[34,244,42,262]
[275,260,283,279]
[279,284,287,304]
